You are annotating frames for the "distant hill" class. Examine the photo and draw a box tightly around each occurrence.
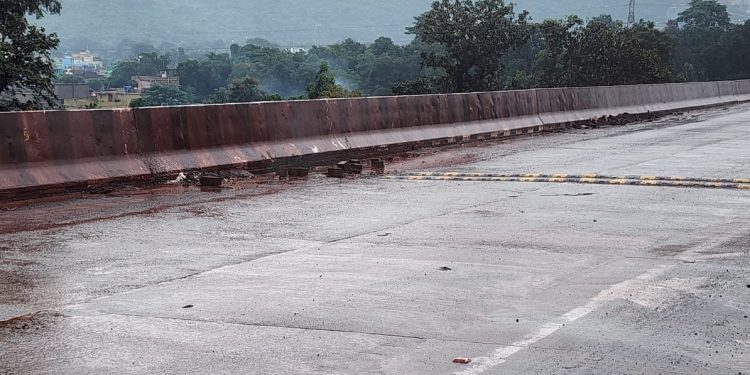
[38,0,750,54]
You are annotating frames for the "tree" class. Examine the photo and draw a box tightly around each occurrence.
[207,76,271,103]
[107,61,139,88]
[407,0,530,93]
[671,0,733,81]
[676,0,731,30]
[535,16,584,87]
[0,0,61,111]
[177,53,232,101]
[621,21,673,84]
[108,53,172,88]
[129,84,192,107]
[716,21,750,79]
[233,44,318,97]
[392,77,437,95]
[306,62,360,99]
[370,37,400,56]
[536,16,672,87]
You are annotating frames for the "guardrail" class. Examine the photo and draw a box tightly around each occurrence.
[1,79,749,199]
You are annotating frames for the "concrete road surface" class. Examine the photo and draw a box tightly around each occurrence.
[1,105,749,374]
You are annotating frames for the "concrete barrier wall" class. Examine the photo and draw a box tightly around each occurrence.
[1,79,749,197]
[735,80,750,101]
[535,81,732,126]
[0,109,150,194]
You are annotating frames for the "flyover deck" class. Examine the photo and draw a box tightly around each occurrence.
[1,105,749,374]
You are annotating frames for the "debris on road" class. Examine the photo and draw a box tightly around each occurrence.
[348,163,363,174]
[182,305,194,309]
[167,172,188,185]
[377,233,392,237]
[327,167,345,178]
[199,174,223,187]
[338,160,363,174]
[371,158,385,173]
[230,170,254,179]
[439,266,453,271]
[453,358,472,364]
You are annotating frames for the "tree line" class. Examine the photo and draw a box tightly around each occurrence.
[2,0,750,110]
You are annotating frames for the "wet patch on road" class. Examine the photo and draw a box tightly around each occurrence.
[183,205,224,219]
[704,233,750,255]
[651,244,694,257]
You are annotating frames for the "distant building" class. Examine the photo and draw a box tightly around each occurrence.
[52,83,143,109]
[132,72,180,91]
[95,89,142,108]
[60,50,105,74]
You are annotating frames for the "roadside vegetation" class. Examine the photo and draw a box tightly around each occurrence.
[3,0,750,111]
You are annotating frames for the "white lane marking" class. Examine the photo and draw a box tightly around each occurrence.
[455,265,673,375]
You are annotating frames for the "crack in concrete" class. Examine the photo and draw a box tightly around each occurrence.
[79,312,525,347]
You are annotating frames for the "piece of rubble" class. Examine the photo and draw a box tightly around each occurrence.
[338,160,363,174]
[230,170,255,179]
[167,172,188,185]
[371,158,385,170]
[200,173,223,187]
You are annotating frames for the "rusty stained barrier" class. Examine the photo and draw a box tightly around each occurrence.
[1,79,750,199]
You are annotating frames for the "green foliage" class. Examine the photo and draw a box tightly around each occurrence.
[87,79,105,91]
[713,21,750,80]
[408,0,531,93]
[306,63,360,99]
[392,77,437,96]
[536,16,672,87]
[129,84,193,107]
[671,0,735,81]
[177,53,232,101]
[308,37,424,96]
[108,53,172,88]
[676,0,731,30]
[9,0,746,113]
[107,61,139,88]
[207,76,272,103]
[0,0,61,111]
[231,44,318,98]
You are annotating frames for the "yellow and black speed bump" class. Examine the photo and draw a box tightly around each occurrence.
[403,172,750,184]
[384,173,750,191]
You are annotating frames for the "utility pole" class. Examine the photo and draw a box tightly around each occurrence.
[627,0,636,27]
